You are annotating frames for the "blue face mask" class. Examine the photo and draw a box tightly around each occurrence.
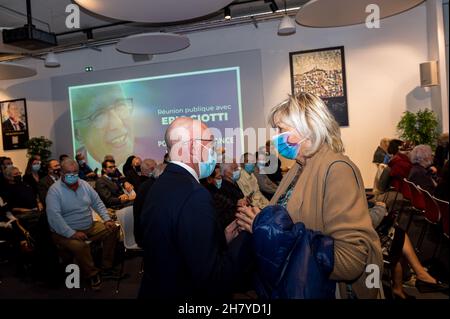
[232,169,241,182]
[244,163,255,174]
[215,179,222,189]
[32,163,41,172]
[197,143,217,179]
[64,174,79,185]
[272,132,308,160]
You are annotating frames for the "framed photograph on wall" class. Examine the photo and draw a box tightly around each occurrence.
[290,46,349,126]
[0,98,30,150]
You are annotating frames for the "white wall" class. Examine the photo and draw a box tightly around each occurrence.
[0,4,432,187]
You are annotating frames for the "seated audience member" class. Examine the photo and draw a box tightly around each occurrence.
[96,159,134,208]
[435,161,449,201]
[123,155,145,190]
[38,159,61,205]
[2,166,42,243]
[368,201,448,298]
[23,155,43,195]
[253,152,278,200]
[76,153,97,181]
[408,145,437,193]
[46,158,120,289]
[433,133,449,173]
[3,166,42,214]
[133,159,157,248]
[387,139,412,189]
[0,196,31,253]
[102,155,123,179]
[0,156,13,192]
[215,161,248,229]
[237,153,269,209]
[373,138,390,164]
[264,140,282,184]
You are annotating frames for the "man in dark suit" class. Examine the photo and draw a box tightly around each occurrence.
[95,160,133,209]
[38,159,61,205]
[2,101,26,131]
[139,117,251,299]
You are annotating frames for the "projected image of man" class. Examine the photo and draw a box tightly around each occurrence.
[71,84,134,169]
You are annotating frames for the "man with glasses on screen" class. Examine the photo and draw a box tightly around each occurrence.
[71,84,135,171]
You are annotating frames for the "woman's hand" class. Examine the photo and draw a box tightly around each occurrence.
[235,206,261,233]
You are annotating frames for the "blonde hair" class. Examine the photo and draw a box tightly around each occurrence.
[268,92,344,156]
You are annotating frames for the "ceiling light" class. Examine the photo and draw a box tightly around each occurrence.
[278,0,296,35]
[278,15,296,35]
[44,52,60,67]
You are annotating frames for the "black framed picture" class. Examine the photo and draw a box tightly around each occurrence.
[290,46,349,126]
[0,98,30,150]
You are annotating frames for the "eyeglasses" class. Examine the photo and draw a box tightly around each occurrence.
[194,138,217,153]
[74,98,133,129]
[64,173,79,178]
[106,165,116,169]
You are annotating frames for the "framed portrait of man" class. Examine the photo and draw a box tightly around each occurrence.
[290,46,349,126]
[0,98,30,150]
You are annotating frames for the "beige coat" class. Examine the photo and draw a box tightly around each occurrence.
[237,169,269,209]
[270,145,383,299]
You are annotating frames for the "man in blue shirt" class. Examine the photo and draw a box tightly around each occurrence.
[46,158,119,290]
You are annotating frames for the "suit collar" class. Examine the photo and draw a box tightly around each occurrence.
[166,162,199,183]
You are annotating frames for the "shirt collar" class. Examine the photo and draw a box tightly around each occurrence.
[170,161,199,183]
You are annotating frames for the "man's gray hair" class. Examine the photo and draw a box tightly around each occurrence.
[4,166,18,179]
[220,158,236,176]
[141,159,156,175]
[409,144,433,165]
[61,158,79,172]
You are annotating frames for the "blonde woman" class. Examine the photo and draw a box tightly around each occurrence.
[236,93,383,299]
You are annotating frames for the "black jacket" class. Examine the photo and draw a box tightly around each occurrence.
[133,176,155,248]
[38,175,57,206]
[138,163,251,299]
[95,176,125,208]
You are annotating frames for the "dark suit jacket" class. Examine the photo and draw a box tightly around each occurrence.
[138,163,251,299]
[2,119,25,131]
[133,177,155,248]
[95,176,125,208]
[38,175,57,205]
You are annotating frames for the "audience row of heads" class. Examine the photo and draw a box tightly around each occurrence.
[378,136,448,168]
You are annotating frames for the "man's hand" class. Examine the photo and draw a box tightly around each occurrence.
[123,182,133,192]
[224,220,240,244]
[104,220,116,231]
[236,206,261,233]
[71,231,88,241]
[119,194,129,203]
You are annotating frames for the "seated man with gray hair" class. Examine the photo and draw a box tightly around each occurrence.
[46,158,120,290]
[408,144,437,193]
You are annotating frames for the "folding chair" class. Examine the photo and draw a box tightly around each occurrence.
[416,187,441,254]
[403,179,425,233]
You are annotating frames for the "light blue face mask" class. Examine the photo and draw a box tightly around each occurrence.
[32,163,41,172]
[197,143,217,179]
[272,132,308,160]
[232,169,241,182]
[64,174,79,185]
[215,179,222,189]
[244,163,255,174]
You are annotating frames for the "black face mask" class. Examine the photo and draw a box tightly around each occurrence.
[52,169,61,176]
[107,172,116,178]
[134,166,141,173]
[13,175,22,184]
